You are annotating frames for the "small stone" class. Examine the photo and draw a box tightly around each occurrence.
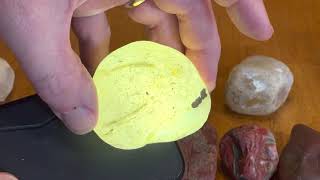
[0,57,15,102]
[220,125,279,180]
[225,56,294,115]
[278,124,320,180]
[178,123,218,180]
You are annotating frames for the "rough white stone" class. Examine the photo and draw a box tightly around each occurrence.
[0,58,15,102]
[225,56,294,115]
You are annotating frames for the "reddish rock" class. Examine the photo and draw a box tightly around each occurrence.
[278,124,320,180]
[220,125,279,180]
[177,123,218,180]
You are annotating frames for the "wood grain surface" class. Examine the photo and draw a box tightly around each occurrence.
[1,0,319,179]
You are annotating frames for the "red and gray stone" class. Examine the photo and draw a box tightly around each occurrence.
[220,125,279,180]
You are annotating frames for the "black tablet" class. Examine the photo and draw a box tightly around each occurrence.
[0,95,184,180]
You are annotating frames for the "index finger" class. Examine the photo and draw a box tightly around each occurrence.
[153,0,221,92]
[216,0,274,40]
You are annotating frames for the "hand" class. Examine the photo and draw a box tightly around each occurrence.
[0,0,272,178]
[127,0,273,91]
[0,0,272,134]
[0,0,111,135]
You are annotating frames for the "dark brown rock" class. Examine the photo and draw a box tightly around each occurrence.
[177,122,218,180]
[220,125,279,180]
[278,124,320,180]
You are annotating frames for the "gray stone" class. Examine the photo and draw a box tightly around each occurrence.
[225,56,293,115]
[0,57,15,102]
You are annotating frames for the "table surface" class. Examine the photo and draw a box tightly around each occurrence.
[1,0,319,179]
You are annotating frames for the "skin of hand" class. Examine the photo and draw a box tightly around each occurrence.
[0,0,272,178]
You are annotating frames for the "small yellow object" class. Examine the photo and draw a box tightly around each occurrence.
[93,41,211,150]
[132,0,145,7]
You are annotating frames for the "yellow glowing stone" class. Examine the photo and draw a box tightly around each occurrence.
[93,41,211,150]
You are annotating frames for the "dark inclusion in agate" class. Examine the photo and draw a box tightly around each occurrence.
[278,124,320,180]
[192,89,208,108]
[220,125,279,180]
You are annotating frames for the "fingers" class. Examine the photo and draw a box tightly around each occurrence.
[128,0,184,52]
[150,0,221,91]
[216,0,274,41]
[72,13,111,75]
[0,2,97,135]
[0,172,18,180]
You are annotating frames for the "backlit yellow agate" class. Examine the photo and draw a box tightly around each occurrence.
[93,41,211,150]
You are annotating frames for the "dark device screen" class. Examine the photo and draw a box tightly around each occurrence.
[0,95,184,180]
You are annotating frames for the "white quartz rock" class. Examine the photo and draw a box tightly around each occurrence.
[225,56,294,115]
[0,58,15,102]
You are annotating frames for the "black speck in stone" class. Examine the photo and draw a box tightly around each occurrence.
[200,89,208,99]
[192,97,202,108]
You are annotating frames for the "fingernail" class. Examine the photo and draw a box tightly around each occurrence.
[59,106,97,135]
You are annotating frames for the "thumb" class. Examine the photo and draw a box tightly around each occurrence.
[0,1,97,135]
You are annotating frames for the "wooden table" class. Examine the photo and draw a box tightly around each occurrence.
[1,0,319,179]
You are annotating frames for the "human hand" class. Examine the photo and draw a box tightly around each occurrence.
[127,0,273,92]
[76,0,273,89]
[0,0,272,134]
[0,0,114,135]
[0,0,272,178]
